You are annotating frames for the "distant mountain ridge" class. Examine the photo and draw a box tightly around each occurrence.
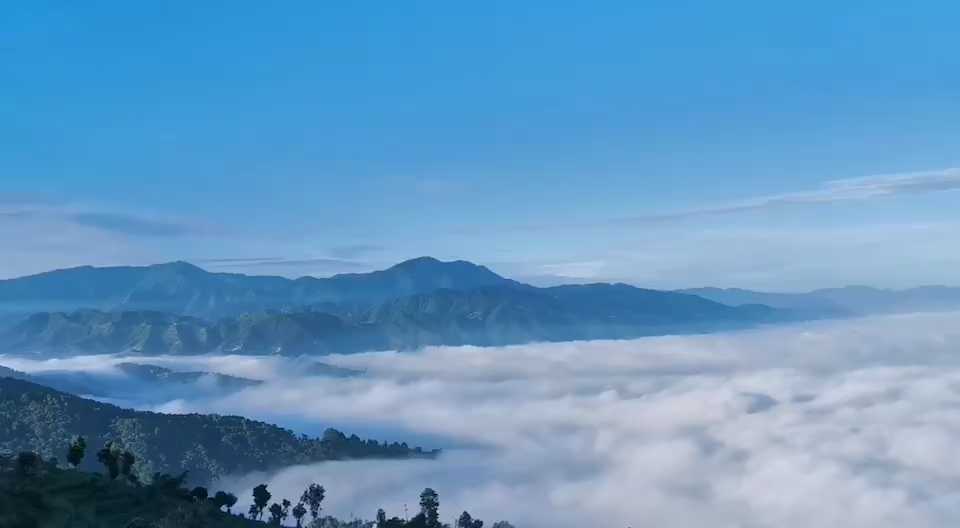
[2,257,951,357]
[0,284,780,357]
[0,257,513,319]
[0,361,260,399]
[0,258,789,356]
[680,285,960,317]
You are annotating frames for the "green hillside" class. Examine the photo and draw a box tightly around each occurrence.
[0,377,435,485]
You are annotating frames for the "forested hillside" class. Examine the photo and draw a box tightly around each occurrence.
[0,377,435,484]
[1,452,513,528]
[1,285,780,357]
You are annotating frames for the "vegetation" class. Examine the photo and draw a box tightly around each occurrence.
[0,452,517,528]
[0,377,437,484]
[0,452,259,528]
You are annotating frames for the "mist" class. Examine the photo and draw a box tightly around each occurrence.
[5,313,960,527]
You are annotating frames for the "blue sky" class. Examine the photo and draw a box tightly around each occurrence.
[2,1,958,289]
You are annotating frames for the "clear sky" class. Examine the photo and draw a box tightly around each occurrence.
[2,1,958,289]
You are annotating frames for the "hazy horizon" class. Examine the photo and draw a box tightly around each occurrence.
[1,256,958,294]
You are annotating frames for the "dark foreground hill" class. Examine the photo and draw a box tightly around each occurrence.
[1,452,511,528]
[0,454,258,528]
[1,283,781,356]
[0,377,435,484]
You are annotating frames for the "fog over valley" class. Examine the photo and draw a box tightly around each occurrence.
[5,312,960,527]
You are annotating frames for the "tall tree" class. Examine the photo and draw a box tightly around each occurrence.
[281,498,291,524]
[190,486,209,503]
[457,511,484,528]
[376,508,387,528]
[119,450,137,482]
[16,452,41,478]
[253,483,272,520]
[269,503,283,525]
[419,488,440,528]
[300,483,326,520]
[224,492,238,513]
[292,502,308,527]
[96,441,120,480]
[406,513,428,528]
[212,490,231,511]
[66,436,86,468]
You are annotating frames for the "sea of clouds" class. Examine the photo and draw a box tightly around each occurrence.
[6,312,960,528]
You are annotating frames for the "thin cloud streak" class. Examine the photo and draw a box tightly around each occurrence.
[615,167,960,225]
[474,167,960,235]
[0,200,200,238]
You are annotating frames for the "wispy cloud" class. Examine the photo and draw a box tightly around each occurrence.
[194,257,288,264]
[327,244,385,259]
[198,257,370,275]
[68,212,194,237]
[217,258,366,269]
[0,200,199,238]
[617,167,960,224]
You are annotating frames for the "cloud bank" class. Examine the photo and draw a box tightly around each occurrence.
[5,313,960,527]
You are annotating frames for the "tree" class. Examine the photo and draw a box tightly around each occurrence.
[301,483,326,520]
[16,452,42,477]
[212,490,230,510]
[119,450,137,482]
[213,490,238,513]
[268,502,283,525]
[224,492,238,513]
[293,502,308,527]
[248,504,260,519]
[281,499,291,524]
[457,511,483,528]
[253,483,272,520]
[96,441,120,480]
[419,488,440,528]
[406,513,427,528]
[190,486,209,503]
[376,509,387,528]
[67,436,86,468]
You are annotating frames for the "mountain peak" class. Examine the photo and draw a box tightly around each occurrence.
[390,256,445,269]
[148,261,207,273]
[385,257,506,281]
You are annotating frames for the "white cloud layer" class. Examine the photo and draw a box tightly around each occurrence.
[7,313,960,527]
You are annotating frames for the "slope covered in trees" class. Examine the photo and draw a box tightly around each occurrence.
[0,377,436,484]
[1,284,780,357]
[1,452,515,528]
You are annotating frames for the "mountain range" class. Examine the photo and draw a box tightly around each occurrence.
[0,257,955,357]
[0,272,779,356]
[0,257,510,318]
